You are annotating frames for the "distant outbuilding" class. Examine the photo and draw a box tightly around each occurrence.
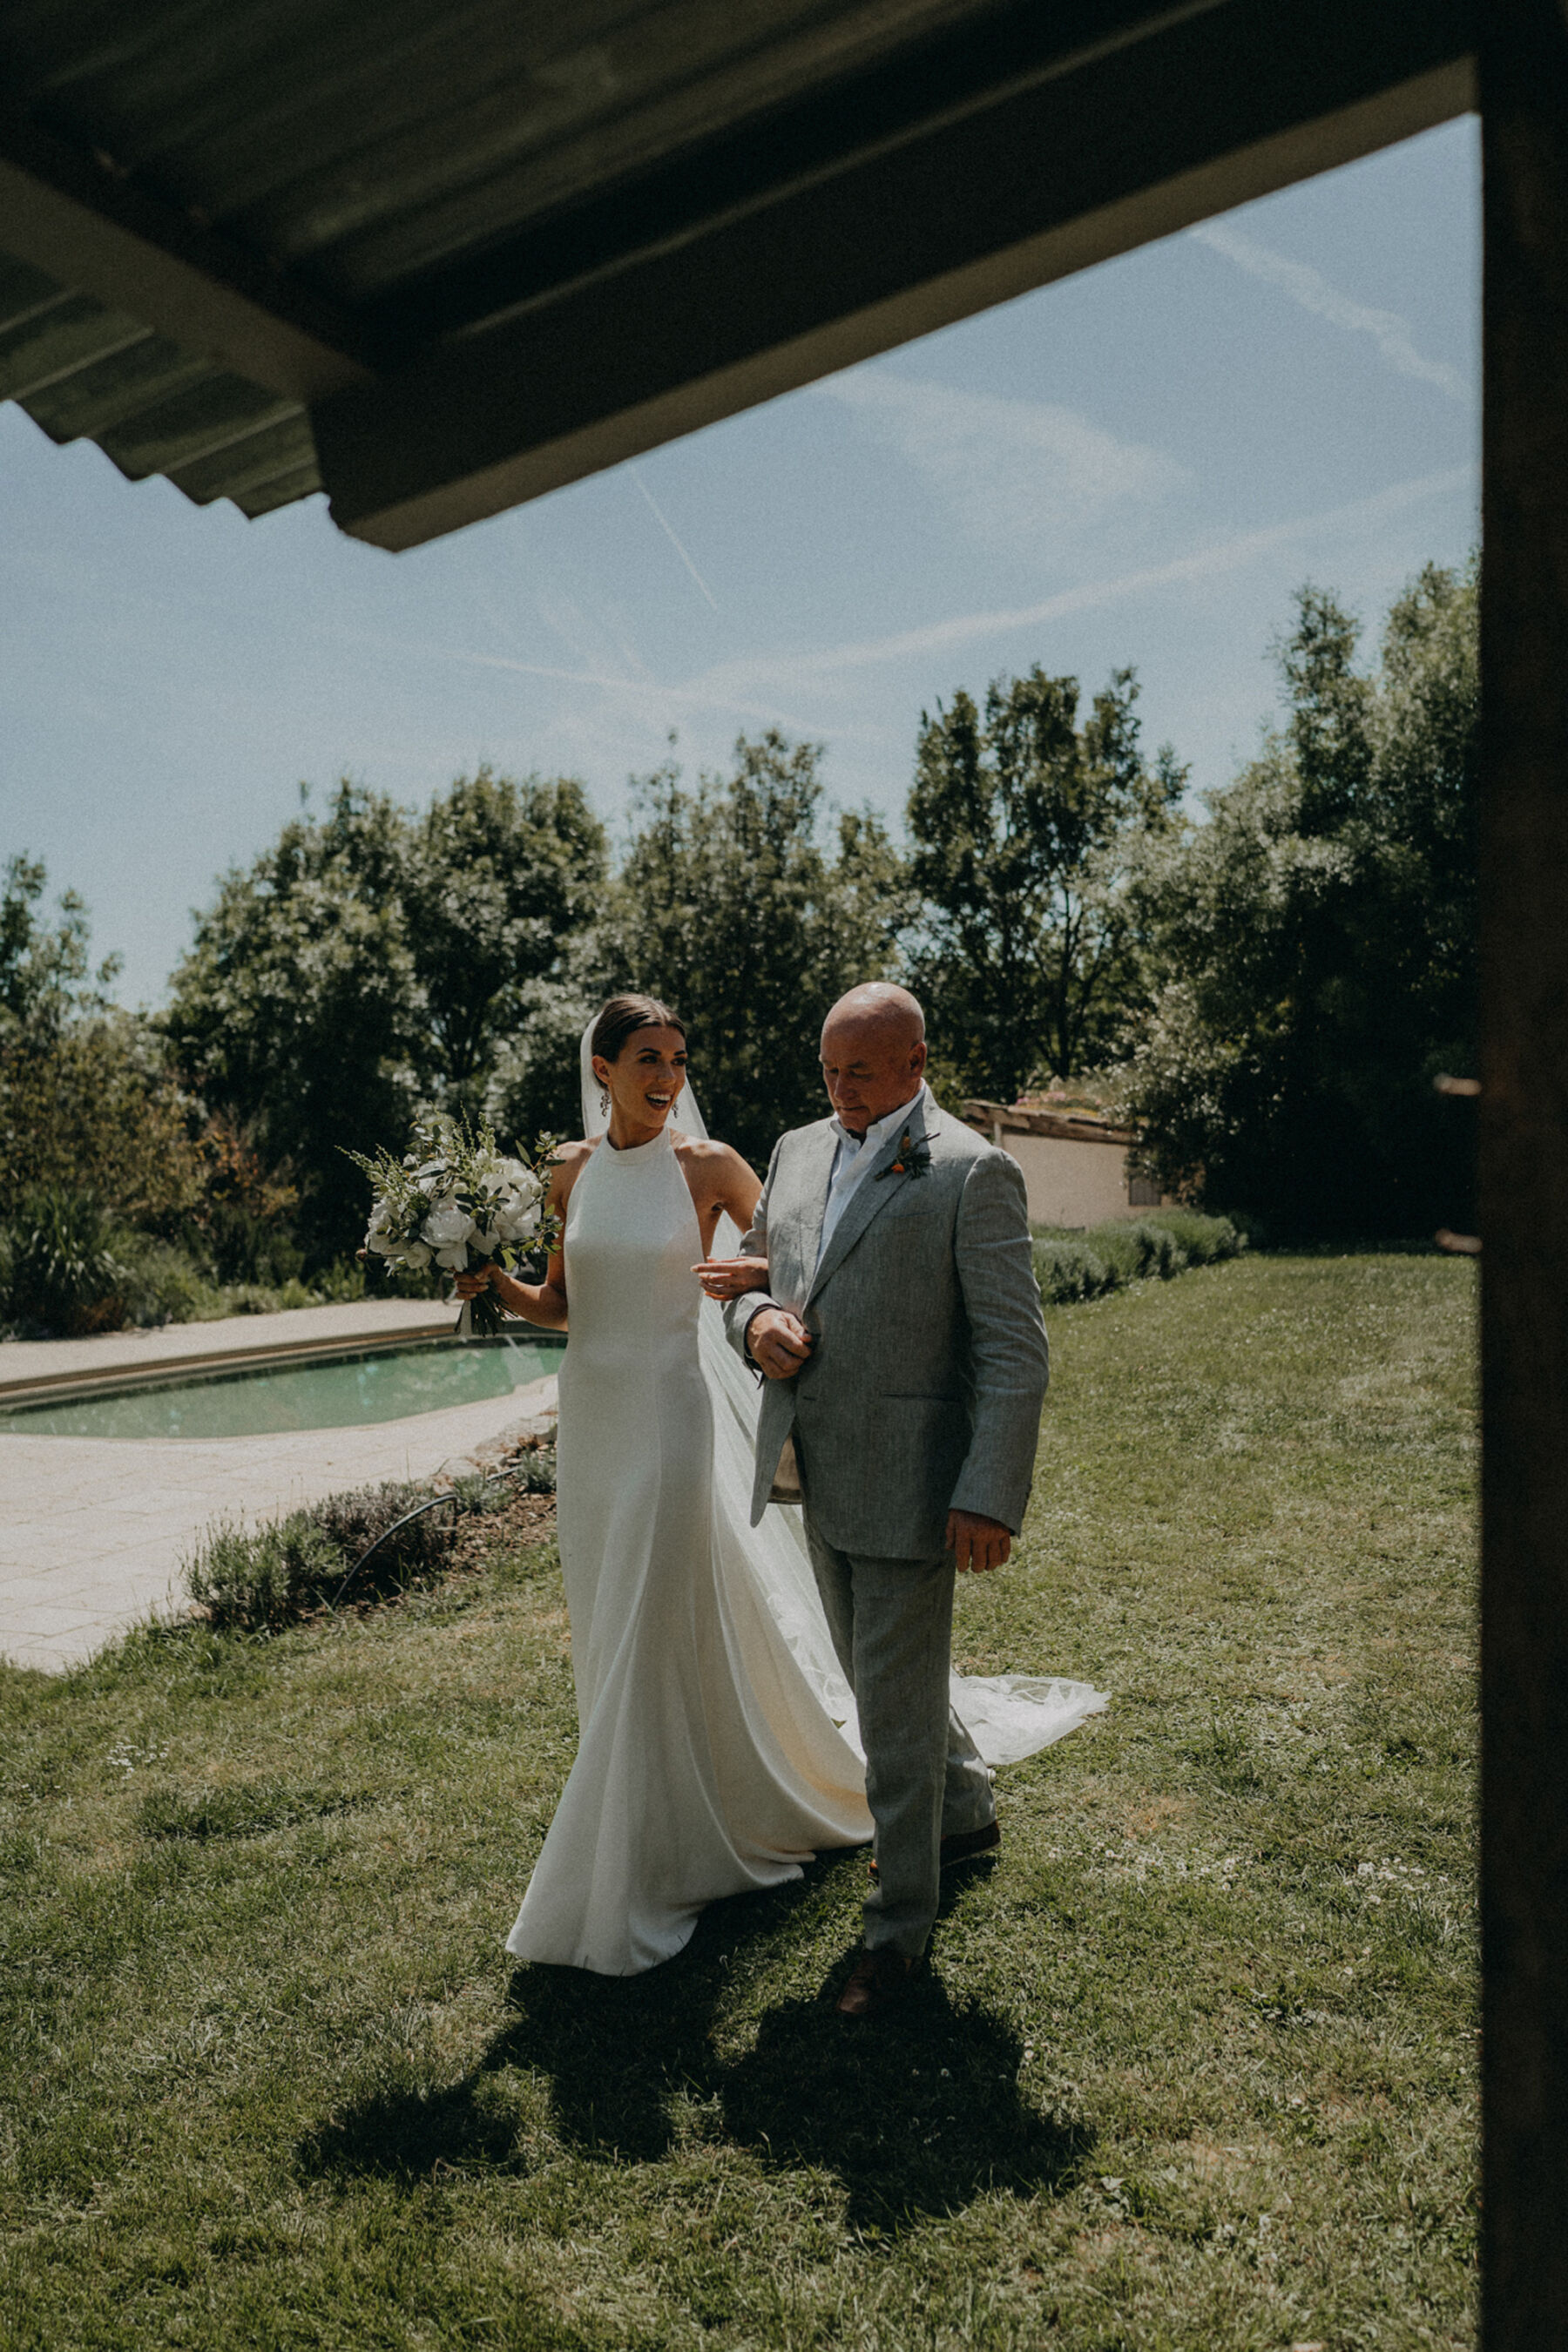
[962,1099,1166,1228]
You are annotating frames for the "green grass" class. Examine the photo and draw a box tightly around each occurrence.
[0,1251,1477,2349]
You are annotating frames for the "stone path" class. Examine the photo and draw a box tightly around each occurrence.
[0,1301,558,1676]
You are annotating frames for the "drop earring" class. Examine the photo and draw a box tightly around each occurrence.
[598,1085,610,1115]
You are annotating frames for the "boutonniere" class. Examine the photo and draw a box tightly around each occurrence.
[875,1126,932,1180]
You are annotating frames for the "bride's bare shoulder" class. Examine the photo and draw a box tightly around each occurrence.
[673,1133,747,1176]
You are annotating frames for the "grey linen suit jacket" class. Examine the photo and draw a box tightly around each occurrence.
[723,1098,1050,1560]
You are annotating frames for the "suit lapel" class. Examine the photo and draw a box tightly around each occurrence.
[786,1122,839,1298]
[807,1102,936,1303]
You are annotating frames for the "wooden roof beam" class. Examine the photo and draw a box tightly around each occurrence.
[313,0,1474,551]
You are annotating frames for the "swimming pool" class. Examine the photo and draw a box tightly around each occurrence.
[0,1335,564,1442]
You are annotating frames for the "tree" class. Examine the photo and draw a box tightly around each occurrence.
[402,767,606,1112]
[612,733,910,1166]
[164,769,606,1260]
[0,858,199,1229]
[906,666,1183,1101]
[1117,559,1478,1238]
[162,782,421,1260]
[1,853,119,1039]
[483,927,619,1150]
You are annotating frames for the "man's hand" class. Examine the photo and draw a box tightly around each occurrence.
[946,1509,1012,1573]
[747,1305,814,1381]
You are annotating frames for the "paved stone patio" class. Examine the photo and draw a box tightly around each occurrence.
[0,1301,558,1675]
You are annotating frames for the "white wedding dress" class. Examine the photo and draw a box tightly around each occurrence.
[504,1055,1108,1977]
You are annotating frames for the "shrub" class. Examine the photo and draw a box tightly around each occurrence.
[1141,1206,1247,1266]
[0,1186,132,1335]
[116,1235,227,1326]
[184,1458,558,1632]
[1031,1237,1117,1305]
[184,1513,348,1631]
[1030,1208,1244,1307]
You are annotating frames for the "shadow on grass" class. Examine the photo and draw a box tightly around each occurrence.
[719,1971,1086,2228]
[301,2076,528,2183]
[298,1854,1088,2227]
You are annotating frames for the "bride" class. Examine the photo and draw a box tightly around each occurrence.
[458,993,1103,1977]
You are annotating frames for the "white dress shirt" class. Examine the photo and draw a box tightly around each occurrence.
[816,1084,933,1271]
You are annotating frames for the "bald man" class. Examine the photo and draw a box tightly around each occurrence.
[723,985,1049,2017]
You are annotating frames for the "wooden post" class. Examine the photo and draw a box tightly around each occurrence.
[1481,2,1568,2338]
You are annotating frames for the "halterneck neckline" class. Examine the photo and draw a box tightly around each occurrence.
[598,1122,676,1166]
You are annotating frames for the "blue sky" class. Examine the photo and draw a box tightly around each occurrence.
[2,118,1479,1010]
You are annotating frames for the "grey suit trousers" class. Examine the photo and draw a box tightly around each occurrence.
[804,1516,996,1957]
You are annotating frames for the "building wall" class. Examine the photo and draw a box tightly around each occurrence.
[992,1131,1161,1227]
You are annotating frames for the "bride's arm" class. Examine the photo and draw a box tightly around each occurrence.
[455,1148,581,1330]
[691,1145,769,1298]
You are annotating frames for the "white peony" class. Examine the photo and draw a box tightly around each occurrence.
[422,1204,475,1248]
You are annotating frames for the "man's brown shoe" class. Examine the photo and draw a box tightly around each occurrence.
[868,1819,1001,1882]
[835,1949,915,2018]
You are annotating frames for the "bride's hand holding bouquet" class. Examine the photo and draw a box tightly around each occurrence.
[347,1110,563,1339]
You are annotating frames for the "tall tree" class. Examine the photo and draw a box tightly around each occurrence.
[164,772,606,1260]
[162,782,419,1258]
[0,858,198,1229]
[402,767,606,1111]
[612,732,909,1166]
[1118,559,1478,1238]
[907,666,1182,1101]
[1,853,119,1040]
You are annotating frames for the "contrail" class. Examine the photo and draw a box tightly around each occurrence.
[627,464,720,612]
[1190,220,1473,406]
[379,639,818,734]
[688,462,1476,690]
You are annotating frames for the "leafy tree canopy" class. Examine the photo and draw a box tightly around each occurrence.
[612,731,911,1168]
[1,853,121,1040]
[163,770,606,1259]
[1117,558,1478,1239]
[0,858,198,1231]
[907,666,1184,1101]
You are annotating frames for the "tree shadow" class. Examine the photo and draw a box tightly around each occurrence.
[298,1850,1090,2225]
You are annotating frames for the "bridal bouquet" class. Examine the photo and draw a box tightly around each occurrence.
[346,1111,560,1339]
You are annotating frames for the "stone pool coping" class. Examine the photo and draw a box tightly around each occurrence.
[0,1297,516,1407]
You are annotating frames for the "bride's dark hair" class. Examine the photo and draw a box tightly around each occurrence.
[591,993,687,1065]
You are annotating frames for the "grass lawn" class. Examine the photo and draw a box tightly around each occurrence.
[0,1251,1477,2350]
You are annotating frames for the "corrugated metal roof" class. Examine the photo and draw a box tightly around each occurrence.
[0,240,317,514]
[0,3,1475,539]
[0,0,997,522]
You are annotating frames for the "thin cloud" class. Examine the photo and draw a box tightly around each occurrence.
[1191,219,1473,405]
[816,368,1189,551]
[379,639,839,740]
[689,463,1475,694]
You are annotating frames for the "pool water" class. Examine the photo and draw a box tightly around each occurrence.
[0,1336,564,1442]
